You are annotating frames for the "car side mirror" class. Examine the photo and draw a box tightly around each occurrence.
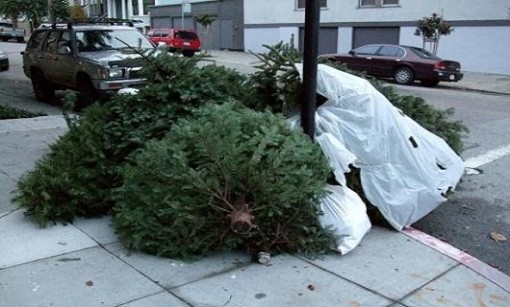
[348,50,355,55]
[20,51,25,55]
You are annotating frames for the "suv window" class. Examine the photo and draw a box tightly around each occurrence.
[75,29,154,52]
[175,30,197,40]
[27,30,47,49]
[43,30,60,53]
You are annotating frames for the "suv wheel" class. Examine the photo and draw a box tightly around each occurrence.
[77,76,99,109]
[183,50,195,57]
[31,70,55,103]
[394,67,414,85]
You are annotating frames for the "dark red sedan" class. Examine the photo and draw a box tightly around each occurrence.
[320,44,463,87]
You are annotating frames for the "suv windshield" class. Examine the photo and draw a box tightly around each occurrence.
[75,29,154,52]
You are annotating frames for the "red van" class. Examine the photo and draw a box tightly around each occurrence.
[147,28,201,57]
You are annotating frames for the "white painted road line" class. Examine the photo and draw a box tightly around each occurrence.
[464,144,510,168]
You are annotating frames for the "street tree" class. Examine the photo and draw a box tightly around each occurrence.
[68,5,88,22]
[0,0,48,29]
[49,0,70,22]
[414,12,453,55]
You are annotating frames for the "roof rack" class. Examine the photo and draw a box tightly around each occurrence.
[38,18,135,30]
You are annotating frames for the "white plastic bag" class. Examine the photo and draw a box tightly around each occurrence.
[318,184,371,255]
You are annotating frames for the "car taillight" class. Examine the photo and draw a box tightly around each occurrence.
[434,62,446,70]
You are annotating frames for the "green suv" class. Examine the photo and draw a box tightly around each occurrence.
[22,20,156,106]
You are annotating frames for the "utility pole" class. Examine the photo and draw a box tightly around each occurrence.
[181,0,191,29]
[181,0,184,29]
[48,0,52,22]
[301,0,321,140]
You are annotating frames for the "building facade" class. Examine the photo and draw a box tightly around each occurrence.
[79,0,510,74]
[244,0,510,75]
[149,0,244,50]
[75,0,158,31]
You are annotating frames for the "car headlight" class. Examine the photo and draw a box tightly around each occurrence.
[108,67,125,78]
[98,67,125,79]
[0,52,7,59]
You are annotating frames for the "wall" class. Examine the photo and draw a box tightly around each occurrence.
[243,0,510,75]
[244,0,510,24]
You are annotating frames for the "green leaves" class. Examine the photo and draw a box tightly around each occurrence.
[416,13,453,39]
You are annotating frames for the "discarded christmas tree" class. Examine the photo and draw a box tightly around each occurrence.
[112,103,335,259]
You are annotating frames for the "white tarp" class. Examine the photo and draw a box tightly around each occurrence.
[290,64,465,230]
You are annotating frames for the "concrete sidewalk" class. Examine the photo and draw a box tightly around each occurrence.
[1,116,509,306]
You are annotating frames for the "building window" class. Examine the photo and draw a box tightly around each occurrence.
[297,0,328,9]
[143,0,155,15]
[359,0,399,7]
[382,0,399,5]
[132,0,139,15]
[360,0,376,6]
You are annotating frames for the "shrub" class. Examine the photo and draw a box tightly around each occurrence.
[113,103,334,259]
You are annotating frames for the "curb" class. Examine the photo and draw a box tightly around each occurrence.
[403,227,510,293]
[438,85,510,97]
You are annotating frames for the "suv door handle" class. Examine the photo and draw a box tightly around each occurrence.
[53,56,58,60]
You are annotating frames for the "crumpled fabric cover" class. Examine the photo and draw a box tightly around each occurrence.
[290,64,464,230]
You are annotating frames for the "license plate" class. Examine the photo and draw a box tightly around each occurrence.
[183,42,190,46]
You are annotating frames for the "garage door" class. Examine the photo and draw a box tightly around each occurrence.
[299,27,338,56]
[352,27,399,49]
[152,17,171,28]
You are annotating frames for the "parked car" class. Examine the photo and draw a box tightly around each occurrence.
[0,21,25,42]
[0,50,9,71]
[22,20,157,106]
[0,48,9,71]
[147,28,201,57]
[320,44,463,87]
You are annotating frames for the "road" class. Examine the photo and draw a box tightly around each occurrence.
[1,41,509,275]
[395,84,510,274]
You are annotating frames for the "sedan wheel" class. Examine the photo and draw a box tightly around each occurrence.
[394,67,414,85]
